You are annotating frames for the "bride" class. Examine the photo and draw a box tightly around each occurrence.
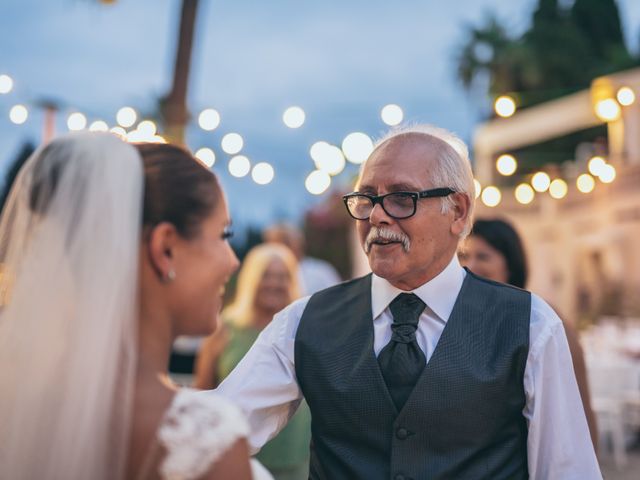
[0,133,271,479]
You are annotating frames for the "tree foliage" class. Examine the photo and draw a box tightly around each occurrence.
[457,0,638,108]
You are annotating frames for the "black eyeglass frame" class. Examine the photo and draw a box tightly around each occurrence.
[342,187,456,220]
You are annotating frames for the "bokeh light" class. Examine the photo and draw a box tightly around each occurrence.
[228,155,251,177]
[251,162,275,185]
[481,186,501,207]
[198,108,220,131]
[67,112,87,131]
[89,120,109,132]
[496,154,517,176]
[282,106,305,129]
[588,156,606,177]
[576,173,595,193]
[305,170,331,195]
[110,126,127,138]
[0,74,13,94]
[342,132,374,164]
[617,87,635,106]
[531,172,551,192]
[311,143,345,176]
[514,183,535,204]
[117,107,137,128]
[137,120,157,137]
[599,164,616,183]
[9,104,28,124]
[381,104,403,126]
[594,99,621,122]
[195,148,216,167]
[221,133,244,154]
[494,96,516,117]
[473,179,482,199]
[549,179,568,199]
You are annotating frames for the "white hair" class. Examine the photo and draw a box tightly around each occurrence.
[362,124,475,238]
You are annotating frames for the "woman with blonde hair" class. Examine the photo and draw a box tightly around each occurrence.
[195,243,311,480]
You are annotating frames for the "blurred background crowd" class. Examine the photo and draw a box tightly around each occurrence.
[2,0,640,477]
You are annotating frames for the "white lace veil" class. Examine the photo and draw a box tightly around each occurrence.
[0,133,143,479]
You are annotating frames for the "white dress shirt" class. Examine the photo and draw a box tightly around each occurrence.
[216,255,602,479]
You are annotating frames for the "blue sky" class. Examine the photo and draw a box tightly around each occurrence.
[2,0,640,228]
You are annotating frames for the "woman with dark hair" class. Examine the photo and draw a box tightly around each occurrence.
[0,133,272,479]
[460,218,598,450]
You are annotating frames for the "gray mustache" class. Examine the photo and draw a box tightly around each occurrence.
[365,227,411,253]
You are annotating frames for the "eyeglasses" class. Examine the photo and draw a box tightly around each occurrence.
[342,187,456,220]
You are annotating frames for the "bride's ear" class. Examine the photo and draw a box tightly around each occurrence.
[146,222,179,282]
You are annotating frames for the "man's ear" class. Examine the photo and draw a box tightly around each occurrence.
[146,222,179,281]
[450,192,471,236]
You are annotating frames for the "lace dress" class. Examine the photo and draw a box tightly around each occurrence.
[156,388,273,480]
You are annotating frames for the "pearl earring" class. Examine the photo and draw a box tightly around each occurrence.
[164,270,176,283]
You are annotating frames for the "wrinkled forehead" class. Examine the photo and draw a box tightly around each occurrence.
[356,133,449,191]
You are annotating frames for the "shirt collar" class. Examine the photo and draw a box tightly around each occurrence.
[371,254,466,323]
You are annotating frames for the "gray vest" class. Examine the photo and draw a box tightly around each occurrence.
[295,269,530,480]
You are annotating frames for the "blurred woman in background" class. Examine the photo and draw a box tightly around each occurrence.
[196,243,311,480]
[459,218,598,450]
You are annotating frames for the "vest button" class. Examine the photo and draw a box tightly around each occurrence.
[396,427,408,440]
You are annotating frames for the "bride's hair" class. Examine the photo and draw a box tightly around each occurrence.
[136,143,221,239]
[0,134,223,480]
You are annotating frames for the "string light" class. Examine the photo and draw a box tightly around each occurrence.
[473,179,481,199]
[617,87,635,106]
[599,164,616,183]
[531,172,551,192]
[576,173,595,193]
[282,106,305,129]
[305,170,331,195]
[221,133,244,155]
[381,104,403,126]
[251,162,275,185]
[496,154,517,176]
[311,143,345,176]
[549,179,568,199]
[228,155,251,177]
[494,96,516,117]
[137,120,157,137]
[110,126,127,138]
[198,108,220,131]
[588,156,606,177]
[594,99,621,122]
[481,186,501,207]
[9,104,28,124]
[195,148,216,167]
[0,74,13,94]
[67,112,87,131]
[89,120,109,132]
[342,132,373,164]
[117,107,137,128]
[515,183,535,204]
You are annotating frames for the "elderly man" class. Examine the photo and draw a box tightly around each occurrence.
[216,125,601,479]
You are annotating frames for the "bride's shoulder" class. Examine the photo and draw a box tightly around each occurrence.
[158,388,249,480]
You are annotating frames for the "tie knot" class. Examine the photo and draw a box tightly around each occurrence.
[389,293,425,327]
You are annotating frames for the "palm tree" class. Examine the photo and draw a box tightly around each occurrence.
[99,0,201,145]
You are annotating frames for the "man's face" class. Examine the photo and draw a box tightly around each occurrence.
[355,134,466,290]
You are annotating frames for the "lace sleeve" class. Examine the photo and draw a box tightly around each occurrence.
[158,389,250,480]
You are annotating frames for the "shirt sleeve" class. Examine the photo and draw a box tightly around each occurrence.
[214,296,310,454]
[524,294,602,479]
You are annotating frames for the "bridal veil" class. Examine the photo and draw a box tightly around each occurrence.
[0,133,143,479]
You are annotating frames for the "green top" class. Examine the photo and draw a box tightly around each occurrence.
[218,321,311,470]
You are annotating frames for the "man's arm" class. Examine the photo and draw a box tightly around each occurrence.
[214,297,309,454]
[524,295,601,479]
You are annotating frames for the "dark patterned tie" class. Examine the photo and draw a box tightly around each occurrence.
[378,293,427,411]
